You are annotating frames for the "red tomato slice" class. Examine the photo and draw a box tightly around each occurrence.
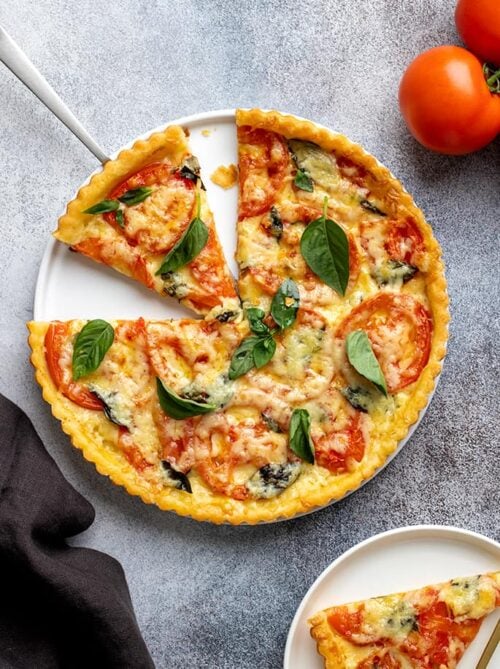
[385,217,425,266]
[189,227,237,304]
[314,413,365,473]
[337,293,432,393]
[118,427,154,473]
[238,126,289,219]
[336,155,368,188]
[104,162,196,254]
[44,323,103,411]
[72,237,154,290]
[327,606,364,640]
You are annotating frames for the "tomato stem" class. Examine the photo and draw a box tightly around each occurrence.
[483,63,500,93]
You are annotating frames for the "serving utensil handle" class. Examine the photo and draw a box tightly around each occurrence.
[0,25,109,164]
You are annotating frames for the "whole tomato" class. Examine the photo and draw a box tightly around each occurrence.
[455,0,500,66]
[399,46,500,154]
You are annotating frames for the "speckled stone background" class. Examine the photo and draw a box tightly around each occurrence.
[0,1,498,667]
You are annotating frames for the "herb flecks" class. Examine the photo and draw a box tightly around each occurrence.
[300,197,350,296]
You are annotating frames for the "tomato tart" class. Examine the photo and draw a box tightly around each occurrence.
[309,572,500,668]
[28,109,449,524]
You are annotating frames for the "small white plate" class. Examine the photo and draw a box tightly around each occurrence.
[284,525,500,668]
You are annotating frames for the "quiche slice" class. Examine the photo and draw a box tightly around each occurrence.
[309,572,500,669]
[55,125,240,320]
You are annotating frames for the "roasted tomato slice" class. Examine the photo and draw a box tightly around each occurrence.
[72,237,154,290]
[104,162,196,254]
[44,323,104,410]
[327,606,364,640]
[117,426,154,473]
[335,155,368,188]
[337,293,432,393]
[238,126,289,219]
[314,412,365,473]
[385,217,425,266]
[189,227,237,305]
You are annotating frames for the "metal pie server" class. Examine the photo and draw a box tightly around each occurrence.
[0,24,109,164]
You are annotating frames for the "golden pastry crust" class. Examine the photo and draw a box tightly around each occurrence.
[29,109,449,524]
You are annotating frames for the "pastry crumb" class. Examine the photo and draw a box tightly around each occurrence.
[210,164,238,189]
[201,129,212,137]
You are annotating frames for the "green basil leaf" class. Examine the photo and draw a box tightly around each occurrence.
[289,409,315,464]
[346,329,388,397]
[83,199,120,215]
[156,378,216,419]
[360,199,386,216]
[72,319,114,380]
[253,335,276,368]
[300,214,349,296]
[115,209,125,228]
[155,216,209,275]
[118,187,154,206]
[228,335,262,380]
[294,169,314,192]
[271,279,300,330]
[246,308,270,335]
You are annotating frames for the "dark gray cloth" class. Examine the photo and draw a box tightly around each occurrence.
[0,394,154,669]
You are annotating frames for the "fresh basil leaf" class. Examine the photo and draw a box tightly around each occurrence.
[253,335,276,368]
[289,409,315,464]
[228,335,262,380]
[271,279,300,330]
[346,329,388,397]
[72,319,114,380]
[300,211,349,296]
[156,378,216,419]
[360,199,386,216]
[118,187,154,206]
[155,216,209,275]
[115,208,125,228]
[294,169,314,192]
[246,307,270,335]
[83,199,120,215]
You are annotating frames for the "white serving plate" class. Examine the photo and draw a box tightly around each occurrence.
[33,109,442,519]
[284,525,500,668]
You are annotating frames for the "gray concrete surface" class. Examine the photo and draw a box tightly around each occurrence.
[0,1,498,667]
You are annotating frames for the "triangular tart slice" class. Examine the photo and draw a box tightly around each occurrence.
[309,572,500,668]
[55,125,240,321]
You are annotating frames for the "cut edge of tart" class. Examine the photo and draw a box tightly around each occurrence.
[29,109,449,524]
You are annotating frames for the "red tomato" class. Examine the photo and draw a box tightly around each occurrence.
[105,162,196,254]
[118,427,153,473]
[238,127,289,219]
[327,606,363,640]
[44,323,104,411]
[399,46,500,154]
[189,227,237,304]
[336,293,432,393]
[315,414,365,473]
[455,0,500,66]
[385,217,425,266]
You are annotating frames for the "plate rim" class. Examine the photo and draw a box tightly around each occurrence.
[32,108,444,522]
[283,524,500,667]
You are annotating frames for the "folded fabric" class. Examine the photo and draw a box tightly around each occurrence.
[0,393,154,669]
